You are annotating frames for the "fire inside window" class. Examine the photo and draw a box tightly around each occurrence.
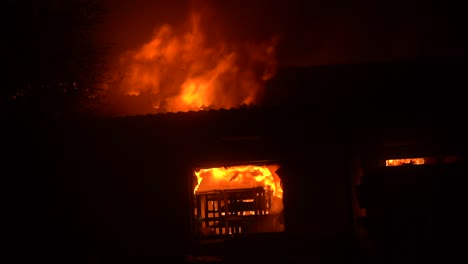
[192,164,284,237]
[386,158,425,166]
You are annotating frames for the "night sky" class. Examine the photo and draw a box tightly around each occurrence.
[98,0,468,68]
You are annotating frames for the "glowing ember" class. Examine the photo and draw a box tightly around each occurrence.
[194,164,283,214]
[386,158,426,166]
[109,12,278,115]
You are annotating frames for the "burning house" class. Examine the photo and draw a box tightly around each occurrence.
[6,1,468,263]
[8,51,468,264]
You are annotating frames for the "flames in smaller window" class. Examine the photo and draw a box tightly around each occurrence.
[386,158,425,166]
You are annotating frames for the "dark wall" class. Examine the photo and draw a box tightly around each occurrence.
[8,107,353,262]
[359,162,468,263]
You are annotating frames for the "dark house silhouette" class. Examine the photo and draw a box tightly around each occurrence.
[8,56,468,264]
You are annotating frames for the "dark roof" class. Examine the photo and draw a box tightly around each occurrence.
[263,55,468,111]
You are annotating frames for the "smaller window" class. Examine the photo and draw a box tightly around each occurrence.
[386,158,425,166]
[385,156,460,167]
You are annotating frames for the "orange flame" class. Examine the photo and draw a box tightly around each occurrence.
[386,158,425,166]
[194,164,283,213]
[113,12,277,114]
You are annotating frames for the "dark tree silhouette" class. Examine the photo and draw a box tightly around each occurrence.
[4,0,110,118]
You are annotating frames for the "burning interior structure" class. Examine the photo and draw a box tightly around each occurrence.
[8,57,468,263]
[192,164,284,237]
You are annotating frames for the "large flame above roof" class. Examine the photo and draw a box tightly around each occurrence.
[102,11,278,116]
